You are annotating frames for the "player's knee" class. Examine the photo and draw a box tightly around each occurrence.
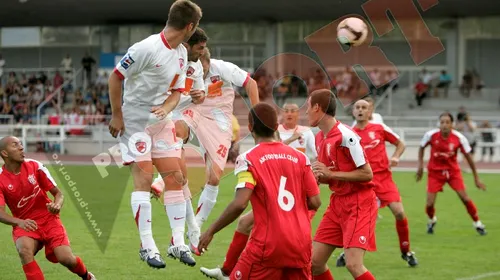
[236,215,254,235]
[394,211,406,220]
[345,260,364,275]
[207,173,220,186]
[163,171,184,189]
[57,254,76,268]
[17,247,34,263]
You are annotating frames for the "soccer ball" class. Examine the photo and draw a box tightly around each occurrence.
[337,17,368,46]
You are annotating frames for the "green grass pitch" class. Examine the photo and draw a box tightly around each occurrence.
[0,166,499,280]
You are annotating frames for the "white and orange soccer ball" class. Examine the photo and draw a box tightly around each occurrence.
[337,17,368,46]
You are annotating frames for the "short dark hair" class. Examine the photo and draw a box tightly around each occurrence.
[439,111,454,122]
[248,103,278,138]
[167,0,203,30]
[310,89,337,117]
[187,27,208,46]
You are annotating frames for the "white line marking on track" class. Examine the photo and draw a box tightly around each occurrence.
[456,272,500,280]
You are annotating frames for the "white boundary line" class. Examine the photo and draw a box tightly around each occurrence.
[456,272,500,280]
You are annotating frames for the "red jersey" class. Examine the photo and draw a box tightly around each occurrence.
[0,159,57,221]
[353,123,400,173]
[316,121,374,196]
[420,129,471,172]
[234,141,319,268]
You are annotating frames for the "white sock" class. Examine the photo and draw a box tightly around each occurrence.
[183,182,199,234]
[131,191,158,252]
[164,190,186,246]
[195,184,219,228]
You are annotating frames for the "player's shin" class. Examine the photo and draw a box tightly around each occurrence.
[221,231,250,275]
[22,261,44,280]
[68,256,88,278]
[183,182,201,255]
[165,190,187,246]
[396,218,410,254]
[131,191,158,252]
[195,184,219,228]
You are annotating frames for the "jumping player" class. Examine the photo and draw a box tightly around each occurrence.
[108,0,202,268]
[151,27,208,255]
[200,103,318,279]
[336,99,417,268]
[0,136,96,280]
[308,89,377,280]
[198,103,321,280]
[416,112,487,235]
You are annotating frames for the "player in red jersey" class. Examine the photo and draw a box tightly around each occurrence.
[0,136,95,280]
[308,89,377,280]
[198,103,321,280]
[335,99,417,267]
[416,112,487,235]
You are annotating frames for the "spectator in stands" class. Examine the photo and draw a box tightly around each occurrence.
[419,68,433,86]
[274,82,289,107]
[414,79,428,107]
[0,54,5,82]
[7,72,17,86]
[227,115,241,163]
[456,106,468,122]
[81,52,96,87]
[61,53,73,82]
[336,66,353,97]
[479,120,495,162]
[369,68,382,96]
[456,112,477,157]
[434,70,452,98]
[28,74,37,85]
[460,70,473,97]
[38,71,48,85]
[53,71,64,89]
[472,69,484,95]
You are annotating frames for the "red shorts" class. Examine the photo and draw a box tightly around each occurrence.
[231,251,311,280]
[427,169,466,193]
[12,215,70,263]
[314,188,377,251]
[372,171,401,208]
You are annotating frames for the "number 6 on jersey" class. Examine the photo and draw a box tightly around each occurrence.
[278,176,295,211]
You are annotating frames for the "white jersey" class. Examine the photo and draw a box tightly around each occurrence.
[278,124,318,160]
[198,58,249,118]
[351,112,384,127]
[176,60,205,112]
[114,32,187,110]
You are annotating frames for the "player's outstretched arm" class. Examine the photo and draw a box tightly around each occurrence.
[198,187,253,252]
[0,205,37,231]
[463,153,486,190]
[245,77,259,106]
[46,186,65,214]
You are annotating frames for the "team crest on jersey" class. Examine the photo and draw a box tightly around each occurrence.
[28,174,36,185]
[449,143,455,151]
[120,53,135,70]
[135,141,147,154]
[210,75,221,83]
[7,184,13,190]
[368,131,375,140]
[326,143,332,157]
[186,66,195,77]
[179,58,185,69]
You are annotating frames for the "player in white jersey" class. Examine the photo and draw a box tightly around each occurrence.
[107,0,202,269]
[279,103,317,160]
[151,28,208,256]
[351,96,384,126]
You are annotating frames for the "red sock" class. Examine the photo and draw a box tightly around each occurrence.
[356,271,376,280]
[309,210,317,221]
[313,270,334,280]
[221,231,249,275]
[465,200,479,222]
[396,218,411,254]
[69,257,88,277]
[22,261,44,280]
[425,206,435,219]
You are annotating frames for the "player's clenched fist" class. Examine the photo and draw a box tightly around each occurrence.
[109,114,125,138]
[198,231,214,254]
[46,202,62,214]
[17,219,38,232]
[190,89,205,104]
[151,106,168,120]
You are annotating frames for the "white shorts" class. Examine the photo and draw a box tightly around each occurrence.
[181,107,232,170]
[120,105,182,165]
